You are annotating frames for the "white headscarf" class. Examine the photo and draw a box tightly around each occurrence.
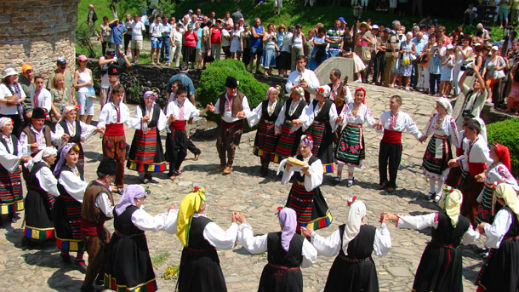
[33,147,57,163]
[0,117,12,129]
[437,97,453,115]
[342,199,366,255]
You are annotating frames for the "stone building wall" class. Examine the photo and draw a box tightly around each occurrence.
[0,0,80,77]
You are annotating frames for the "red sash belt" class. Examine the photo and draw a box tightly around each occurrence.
[267,263,300,271]
[170,120,186,131]
[382,130,402,144]
[105,123,124,136]
[468,162,486,177]
[505,236,519,241]
[220,120,244,129]
[80,219,104,236]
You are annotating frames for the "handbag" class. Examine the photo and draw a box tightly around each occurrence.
[493,70,505,79]
[87,86,96,99]
[401,54,411,66]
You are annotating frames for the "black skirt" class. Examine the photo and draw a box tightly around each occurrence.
[24,190,55,240]
[258,264,303,292]
[178,247,227,292]
[183,45,196,63]
[324,256,379,292]
[413,243,463,292]
[476,240,519,291]
[277,51,291,70]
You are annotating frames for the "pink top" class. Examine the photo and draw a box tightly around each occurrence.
[184,31,199,47]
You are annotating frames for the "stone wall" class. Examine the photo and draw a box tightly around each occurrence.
[0,0,80,77]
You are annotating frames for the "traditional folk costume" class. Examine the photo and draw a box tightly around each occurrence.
[19,107,54,156]
[53,144,88,266]
[127,92,168,180]
[104,185,178,292]
[280,138,332,232]
[395,187,479,292]
[335,88,377,186]
[476,183,519,292]
[477,143,518,224]
[173,188,238,292]
[378,110,422,190]
[310,200,391,292]
[165,97,202,177]
[23,147,59,241]
[285,67,320,102]
[248,87,283,176]
[457,135,492,226]
[52,106,98,175]
[238,208,317,292]
[0,118,26,217]
[213,77,252,172]
[421,98,460,200]
[80,158,116,292]
[274,87,309,160]
[303,85,338,173]
[98,100,131,189]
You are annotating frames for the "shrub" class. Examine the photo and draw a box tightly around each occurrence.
[486,118,519,178]
[197,59,270,123]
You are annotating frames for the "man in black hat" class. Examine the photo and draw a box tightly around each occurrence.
[105,64,126,104]
[208,76,251,174]
[19,107,53,156]
[80,158,116,292]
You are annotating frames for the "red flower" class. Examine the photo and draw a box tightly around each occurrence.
[193,186,200,192]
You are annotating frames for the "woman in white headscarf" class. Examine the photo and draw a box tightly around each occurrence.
[418,97,460,202]
[0,117,31,222]
[301,198,391,292]
[382,186,480,292]
[23,146,58,244]
[475,183,519,292]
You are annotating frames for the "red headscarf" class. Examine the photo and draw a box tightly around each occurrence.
[493,142,511,172]
[354,87,366,104]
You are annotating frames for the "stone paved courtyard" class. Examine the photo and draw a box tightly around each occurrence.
[0,83,486,291]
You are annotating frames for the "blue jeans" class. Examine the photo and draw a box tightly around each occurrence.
[160,35,171,63]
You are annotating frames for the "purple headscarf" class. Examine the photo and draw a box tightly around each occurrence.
[300,135,314,150]
[53,143,77,176]
[114,185,147,216]
[278,207,297,252]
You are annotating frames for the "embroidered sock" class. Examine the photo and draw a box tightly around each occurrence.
[429,180,436,194]
[336,164,343,178]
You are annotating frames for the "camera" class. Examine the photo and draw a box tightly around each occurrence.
[461,60,473,71]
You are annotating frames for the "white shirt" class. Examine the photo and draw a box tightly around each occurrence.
[30,87,52,113]
[25,160,59,197]
[131,207,178,232]
[248,100,279,127]
[131,21,146,41]
[338,103,376,127]
[19,125,52,154]
[281,155,323,192]
[483,162,518,189]
[213,93,252,123]
[58,167,88,203]
[378,110,422,139]
[238,223,317,268]
[274,99,310,133]
[150,22,163,39]
[97,101,132,128]
[311,223,391,257]
[127,103,168,131]
[304,100,339,132]
[221,29,231,47]
[457,137,492,172]
[0,83,26,115]
[165,99,200,122]
[422,113,460,147]
[483,208,516,249]
[52,120,98,148]
[285,69,320,97]
[172,29,183,44]
[0,135,25,172]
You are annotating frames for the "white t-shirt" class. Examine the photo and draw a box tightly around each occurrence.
[0,83,26,115]
[131,21,146,41]
[221,29,231,47]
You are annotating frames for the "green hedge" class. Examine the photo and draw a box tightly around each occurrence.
[197,59,270,124]
[486,118,519,178]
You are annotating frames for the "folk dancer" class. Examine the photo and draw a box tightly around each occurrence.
[19,107,54,157]
[52,105,99,176]
[165,87,209,180]
[475,143,518,225]
[126,91,168,183]
[97,84,132,193]
[279,135,332,232]
[335,87,380,186]
[285,56,320,102]
[476,183,519,292]
[208,76,252,174]
[419,97,460,202]
[301,198,391,292]
[303,85,338,174]
[447,119,492,225]
[23,147,59,244]
[382,186,480,292]
[104,185,178,292]
[0,118,31,221]
[237,207,317,292]
[53,143,88,269]
[172,187,238,292]
[248,86,283,176]
[80,158,117,292]
[273,86,309,160]
[377,95,422,193]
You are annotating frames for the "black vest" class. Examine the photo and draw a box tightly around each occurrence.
[293,154,318,182]
[310,99,333,123]
[266,231,304,267]
[59,120,81,143]
[114,205,144,236]
[431,211,470,247]
[0,135,19,173]
[503,207,519,238]
[338,224,376,259]
[28,161,48,192]
[260,100,283,122]
[284,99,307,121]
[188,216,213,249]
[140,103,161,128]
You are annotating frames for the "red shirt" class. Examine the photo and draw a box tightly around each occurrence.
[184,31,199,47]
[211,27,222,44]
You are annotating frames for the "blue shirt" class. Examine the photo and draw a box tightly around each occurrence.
[196,28,202,49]
[110,23,127,45]
[429,46,442,74]
[251,25,264,49]
[167,73,195,97]
[412,37,427,57]
[277,32,286,48]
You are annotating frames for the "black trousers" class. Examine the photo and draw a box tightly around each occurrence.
[123,34,131,53]
[378,141,402,188]
[372,52,386,84]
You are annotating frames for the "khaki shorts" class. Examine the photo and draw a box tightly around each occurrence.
[132,40,143,50]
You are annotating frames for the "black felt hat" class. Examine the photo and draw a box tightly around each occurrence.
[225,76,238,88]
[97,158,117,176]
[32,107,46,119]
[107,64,120,76]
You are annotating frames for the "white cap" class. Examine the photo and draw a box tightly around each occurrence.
[491,45,499,51]
[3,68,17,79]
[446,44,454,50]
[372,24,379,30]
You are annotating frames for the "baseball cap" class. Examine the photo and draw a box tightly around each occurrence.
[372,24,379,30]
[57,57,67,65]
[21,64,33,73]
[338,17,346,24]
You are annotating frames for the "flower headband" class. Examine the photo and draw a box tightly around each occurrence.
[347,196,357,206]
